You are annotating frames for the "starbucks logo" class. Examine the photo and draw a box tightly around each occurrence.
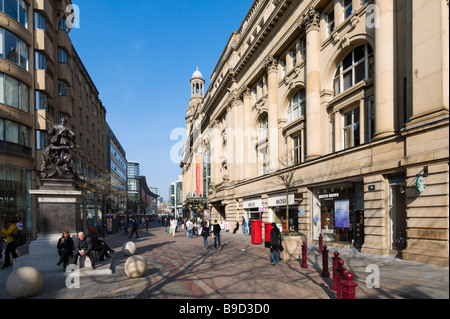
[416,176,426,193]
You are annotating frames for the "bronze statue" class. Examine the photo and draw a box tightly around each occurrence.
[41,118,79,180]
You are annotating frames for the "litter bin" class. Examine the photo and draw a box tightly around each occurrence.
[251,220,263,245]
[264,223,272,248]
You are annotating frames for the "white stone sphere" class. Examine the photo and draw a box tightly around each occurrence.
[6,267,43,298]
[124,255,147,278]
[122,241,136,256]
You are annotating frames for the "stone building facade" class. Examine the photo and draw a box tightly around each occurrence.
[181,0,449,266]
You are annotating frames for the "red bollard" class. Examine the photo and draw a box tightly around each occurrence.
[321,245,330,278]
[331,251,341,291]
[301,241,308,268]
[341,272,358,299]
[318,233,323,253]
[336,260,347,299]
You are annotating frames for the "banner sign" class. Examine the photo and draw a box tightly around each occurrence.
[196,155,202,195]
[335,200,349,228]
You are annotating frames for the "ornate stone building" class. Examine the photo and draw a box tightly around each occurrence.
[182,0,449,266]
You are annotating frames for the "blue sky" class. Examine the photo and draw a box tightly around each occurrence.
[69,0,253,200]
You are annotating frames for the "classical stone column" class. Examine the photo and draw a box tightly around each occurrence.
[409,0,449,125]
[265,56,279,171]
[373,0,396,138]
[243,88,255,179]
[232,92,245,181]
[304,8,322,160]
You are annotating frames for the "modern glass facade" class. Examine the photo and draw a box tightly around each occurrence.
[0,164,32,238]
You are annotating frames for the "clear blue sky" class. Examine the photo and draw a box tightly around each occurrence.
[69,0,253,201]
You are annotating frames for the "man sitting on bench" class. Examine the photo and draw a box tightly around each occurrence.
[73,231,96,269]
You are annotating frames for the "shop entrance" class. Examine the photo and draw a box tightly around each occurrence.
[313,182,364,246]
[389,184,407,254]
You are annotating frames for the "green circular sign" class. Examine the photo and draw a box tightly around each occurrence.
[416,176,426,193]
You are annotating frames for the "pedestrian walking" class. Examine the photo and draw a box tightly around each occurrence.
[1,221,19,269]
[212,220,222,250]
[186,219,194,238]
[242,217,247,235]
[124,219,130,236]
[129,219,139,239]
[232,221,239,234]
[170,218,177,237]
[269,222,282,266]
[163,218,169,233]
[201,221,210,249]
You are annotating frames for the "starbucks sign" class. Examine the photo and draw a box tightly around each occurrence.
[416,176,426,193]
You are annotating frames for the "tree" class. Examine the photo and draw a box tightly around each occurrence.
[274,155,303,234]
[87,172,125,237]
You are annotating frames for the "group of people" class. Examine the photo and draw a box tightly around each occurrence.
[160,217,223,250]
[56,227,114,271]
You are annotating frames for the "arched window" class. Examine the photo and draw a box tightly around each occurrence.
[287,89,306,124]
[333,44,373,96]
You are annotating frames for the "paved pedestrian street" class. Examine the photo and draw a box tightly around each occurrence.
[1,223,448,310]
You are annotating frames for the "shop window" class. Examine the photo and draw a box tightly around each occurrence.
[315,183,364,244]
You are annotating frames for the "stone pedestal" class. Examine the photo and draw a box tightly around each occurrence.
[14,179,84,272]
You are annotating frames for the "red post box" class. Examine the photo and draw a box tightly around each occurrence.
[264,223,272,248]
[251,220,263,245]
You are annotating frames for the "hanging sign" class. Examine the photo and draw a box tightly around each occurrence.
[416,176,426,193]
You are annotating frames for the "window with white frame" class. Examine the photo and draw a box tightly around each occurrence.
[287,89,306,124]
[292,134,301,165]
[343,0,352,20]
[333,44,373,96]
[327,10,335,36]
[343,107,360,149]
[259,114,268,141]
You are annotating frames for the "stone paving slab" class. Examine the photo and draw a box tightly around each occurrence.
[0,223,448,301]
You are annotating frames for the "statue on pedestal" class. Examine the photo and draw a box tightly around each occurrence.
[40,118,79,180]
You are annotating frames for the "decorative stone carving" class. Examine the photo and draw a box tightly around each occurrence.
[40,118,79,180]
[264,55,278,73]
[302,8,320,32]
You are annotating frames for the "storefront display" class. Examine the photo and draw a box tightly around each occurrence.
[313,182,364,245]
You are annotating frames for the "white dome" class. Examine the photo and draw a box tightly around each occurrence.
[192,67,203,80]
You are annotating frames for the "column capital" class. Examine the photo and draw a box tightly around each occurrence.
[264,55,278,73]
[302,8,320,32]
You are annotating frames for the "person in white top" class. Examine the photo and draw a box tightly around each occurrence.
[186,220,194,238]
[170,218,177,237]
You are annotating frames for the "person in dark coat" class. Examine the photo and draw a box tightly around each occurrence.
[88,227,107,261]
[269,223,282,266]
[56,230,74,271]
[73,231,96,269]
[201,221,210,249]
[232,221,240,234]
[129,218,139,239]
